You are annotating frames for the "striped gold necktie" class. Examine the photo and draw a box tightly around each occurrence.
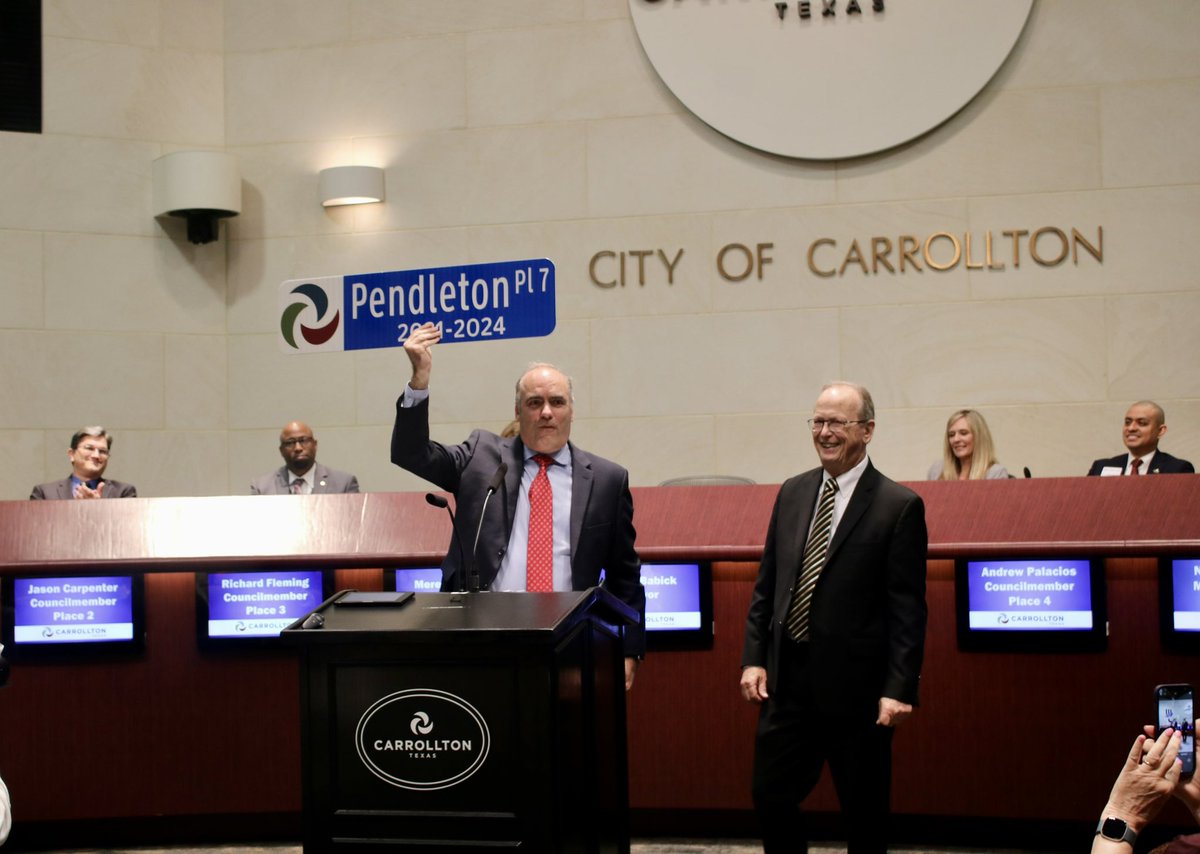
[785,477,840,641]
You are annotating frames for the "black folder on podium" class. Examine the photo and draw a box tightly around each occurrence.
[282,587,639,853]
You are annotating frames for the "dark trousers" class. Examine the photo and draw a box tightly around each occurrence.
[751,640,895,854]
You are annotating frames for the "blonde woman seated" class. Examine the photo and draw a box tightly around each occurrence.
[927,409,1009,480]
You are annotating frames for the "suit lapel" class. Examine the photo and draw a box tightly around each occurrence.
[568,443,592,566]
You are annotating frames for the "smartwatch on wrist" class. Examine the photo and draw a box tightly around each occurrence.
[1096,816,1137,847]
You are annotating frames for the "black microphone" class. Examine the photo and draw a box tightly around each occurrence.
[1023,467,1032,478]
[469,462,508,593]
[425,492,469,592]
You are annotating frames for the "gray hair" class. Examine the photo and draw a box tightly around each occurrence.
[70,426,111,450]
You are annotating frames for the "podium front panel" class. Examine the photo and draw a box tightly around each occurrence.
[289,591,631,853]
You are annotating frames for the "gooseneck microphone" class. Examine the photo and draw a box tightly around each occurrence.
[469,462,508,594]
[425,492,469,592]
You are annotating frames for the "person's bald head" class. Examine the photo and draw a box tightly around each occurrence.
[515,363,574,454]
[279,421,318,476]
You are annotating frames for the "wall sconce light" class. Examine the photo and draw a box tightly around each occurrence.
[319,165,385,207]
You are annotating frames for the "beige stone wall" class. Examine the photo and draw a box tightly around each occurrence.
[1,0,1197,499]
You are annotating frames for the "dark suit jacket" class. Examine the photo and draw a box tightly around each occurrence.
[250,463,360,495]
[30,477,138,500]
[742,461,927,713]
[1086,451,1195,476]
[391,396,646,657]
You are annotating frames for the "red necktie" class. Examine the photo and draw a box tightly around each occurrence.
[1129,458,1142,476]
[526,454,554,592]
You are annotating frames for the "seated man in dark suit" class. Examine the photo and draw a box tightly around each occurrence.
[30,426,137,499]
[251,421,360,494]
[392,322,645,689]
[1087,401,1194,476]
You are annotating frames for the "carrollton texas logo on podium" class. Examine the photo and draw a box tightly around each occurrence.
[630,0,1033,159]
[355,689,491,791]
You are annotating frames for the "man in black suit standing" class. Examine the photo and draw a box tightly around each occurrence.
[1087,401,1194,476]
[392,322,645,689]
[30,426,137,500]
[740,382,927,854]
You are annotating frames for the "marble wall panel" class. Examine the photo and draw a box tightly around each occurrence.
[166,334,228,430]
[713,413,813,488]
[226,334,357,429]
[589,310,841,419]
[44,0,160,45]
[586,114,837,219]
[43,38,224,144]
[467,19,675,127]
[0,135,159,236]
[1106,291,1200,400]
[350,0,585,39]
[228,141,357,241]
[0,431,47,501]
[1102,79,1200,188]
[0,330,165,429]
[162,0,223,52]
[115,429,230,497]
[835,88,1101,204]
[1001,0,1200,89]
[571,415,715,488]
[44,234,225,334]
[840,298,1109,410]
[224,37,466,146]
[0,231,44,330]
[224,0,350,52]
[357,125,589,232]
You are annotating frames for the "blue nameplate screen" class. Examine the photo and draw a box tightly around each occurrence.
[11,575,135,644]
[642,563,703,630]
[206,570,325,638]
[391,568,443,593]
[963,558,1093,631]
[1170,558,1200,632]
[279,259,556,353]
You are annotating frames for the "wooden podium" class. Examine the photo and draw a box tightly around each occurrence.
[282,588,638,853]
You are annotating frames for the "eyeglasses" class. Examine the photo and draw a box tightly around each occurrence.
[807,418,867,434]
[281,437,315,448]
[75,443,110,456]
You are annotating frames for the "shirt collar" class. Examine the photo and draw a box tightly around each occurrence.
[822,454,869,492]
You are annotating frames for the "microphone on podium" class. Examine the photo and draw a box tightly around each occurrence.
[425,492,468,593]
[469,462,508,594]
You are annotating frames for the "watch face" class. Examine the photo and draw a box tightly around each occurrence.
[1102,817,1129,840]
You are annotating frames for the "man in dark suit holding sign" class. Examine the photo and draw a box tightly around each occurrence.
[392,322,645,689]
[740,382,928,853]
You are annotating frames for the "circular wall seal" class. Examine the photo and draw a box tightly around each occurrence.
[629,0,1033,160]
[355,689,491,791]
